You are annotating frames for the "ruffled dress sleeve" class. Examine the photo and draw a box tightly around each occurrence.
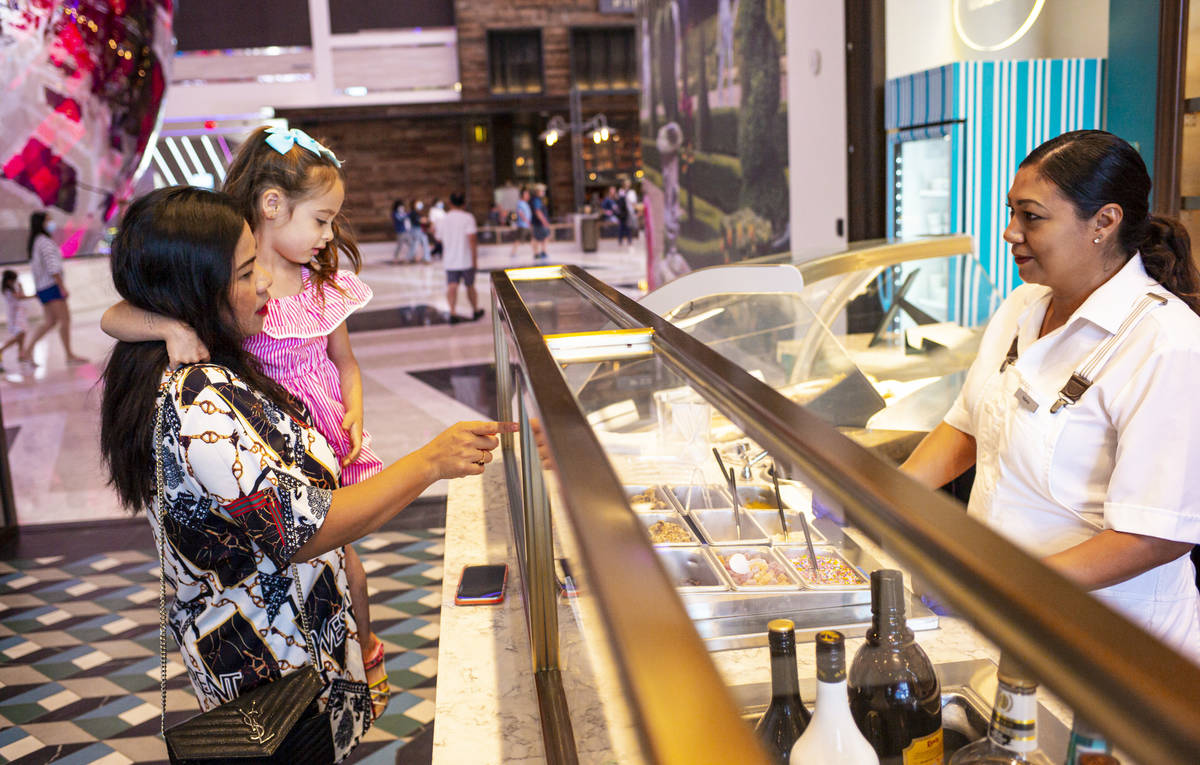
[260,268,373,340]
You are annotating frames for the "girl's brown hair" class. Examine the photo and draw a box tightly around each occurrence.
[222,126,361,296]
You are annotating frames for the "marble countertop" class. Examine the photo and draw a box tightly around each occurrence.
[432,461,1073,764]
[432,464,547,764]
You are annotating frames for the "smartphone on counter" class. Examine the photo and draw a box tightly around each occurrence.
[455,564,508,605]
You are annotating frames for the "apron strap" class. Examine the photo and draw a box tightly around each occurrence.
[1049,292,1169,413]
[999,335,1020,373]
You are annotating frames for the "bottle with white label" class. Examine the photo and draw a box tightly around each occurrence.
[789,630,880,765]
[948,653,1038,764]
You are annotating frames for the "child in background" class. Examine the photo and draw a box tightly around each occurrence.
[101,126,390,717]
[1,270,33,369]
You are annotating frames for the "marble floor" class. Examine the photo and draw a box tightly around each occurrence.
[0,236,647,527]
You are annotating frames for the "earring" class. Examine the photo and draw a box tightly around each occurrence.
[1093,236,1102,244]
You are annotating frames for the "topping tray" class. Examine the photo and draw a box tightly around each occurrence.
[637,511,701,546]
[691,509,769,546]
[776,545,869,589]
[624,485,676,512]
[670,484,733,513]
[711,546,800,591]
[747,510,825,546]
[654,546,729,593]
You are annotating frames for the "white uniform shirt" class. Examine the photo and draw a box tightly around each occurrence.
[945,254,1200,660]
[438,209,478,271]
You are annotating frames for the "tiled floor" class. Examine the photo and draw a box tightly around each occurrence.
[0,507,445,764]
[0,235,646,763]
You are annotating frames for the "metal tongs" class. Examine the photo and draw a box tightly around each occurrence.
[771,463,820,578]
[713,448,742,540]
[769,463,789,539]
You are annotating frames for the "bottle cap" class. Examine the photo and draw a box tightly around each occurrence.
[870,569,905,616]
[814,630,846,682]
[767,619,796,652]
[997,652,1038,689]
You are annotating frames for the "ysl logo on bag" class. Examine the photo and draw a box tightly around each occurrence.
[240,700,276,745]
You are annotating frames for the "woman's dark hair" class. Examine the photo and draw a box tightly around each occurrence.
[1021,129,1198,314]
[391,199,404,215]
[26,212,48,259]
[222,126,360,298]
[2,271,17,294]
[100,186,303,512]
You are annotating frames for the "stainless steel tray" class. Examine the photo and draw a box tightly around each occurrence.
[670,484,733,513]
[654,546,728,593]
[775,545,869,590]
[691,509,769,546]
[734,484,790,510]
[637,511,701,546]
[624,484,676,512]
[747,509,824,546]
[709,546,801,591]
[733,659,1066,764]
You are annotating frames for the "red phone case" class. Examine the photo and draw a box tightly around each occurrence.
[455,564,508,605]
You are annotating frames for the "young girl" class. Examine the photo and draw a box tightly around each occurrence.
[102,126,391,715]
[1,270,34,367]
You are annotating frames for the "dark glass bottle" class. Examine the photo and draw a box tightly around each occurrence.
[848,570,943,765]
[755,618,811,763]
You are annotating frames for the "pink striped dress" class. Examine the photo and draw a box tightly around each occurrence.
[243,268,383,486]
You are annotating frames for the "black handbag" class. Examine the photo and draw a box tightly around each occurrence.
[152,391,336,764]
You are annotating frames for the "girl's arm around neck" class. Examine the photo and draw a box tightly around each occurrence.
[327,322,364,466]
[101,300,210,366]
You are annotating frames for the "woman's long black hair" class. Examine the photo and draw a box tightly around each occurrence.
[1021,130,1199,315]
[26,211,48,259]
[100,186,302,512]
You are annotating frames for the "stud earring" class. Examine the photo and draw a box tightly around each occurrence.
[1093,236,1102,244]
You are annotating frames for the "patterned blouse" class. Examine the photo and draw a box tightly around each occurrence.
[152,364,370,761]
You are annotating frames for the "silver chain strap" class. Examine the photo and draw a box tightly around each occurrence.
[153,376,319,738]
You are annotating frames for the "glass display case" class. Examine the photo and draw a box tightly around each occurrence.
[645,235,997,461]
[489,260,1200,765]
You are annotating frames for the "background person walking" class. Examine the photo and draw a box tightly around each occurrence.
[25,212,86,365]
[440,192,483,322]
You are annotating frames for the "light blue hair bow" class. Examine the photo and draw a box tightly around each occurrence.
[263,126,342,168]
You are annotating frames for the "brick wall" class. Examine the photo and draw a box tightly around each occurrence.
[454,0,626,100]
[276,2,639,242]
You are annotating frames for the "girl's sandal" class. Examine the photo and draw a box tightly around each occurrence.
[363,634,390,720]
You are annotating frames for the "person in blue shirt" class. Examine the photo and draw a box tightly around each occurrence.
[511,187,537,259]
[391,199,411,263]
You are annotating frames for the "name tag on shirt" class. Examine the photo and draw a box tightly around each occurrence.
[1014,387,1039,413]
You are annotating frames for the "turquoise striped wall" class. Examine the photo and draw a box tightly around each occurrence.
[887,58,1105,308]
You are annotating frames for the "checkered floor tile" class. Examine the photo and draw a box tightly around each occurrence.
[0,525,444,764]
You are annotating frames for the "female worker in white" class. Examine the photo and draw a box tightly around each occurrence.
[903,130,1200,662]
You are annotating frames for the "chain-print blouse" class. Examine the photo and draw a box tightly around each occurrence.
[152,365,370,761]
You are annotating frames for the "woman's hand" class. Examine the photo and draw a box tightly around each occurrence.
[418,421,519,480]
[341,405,363,466]
[165,322,210,368]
